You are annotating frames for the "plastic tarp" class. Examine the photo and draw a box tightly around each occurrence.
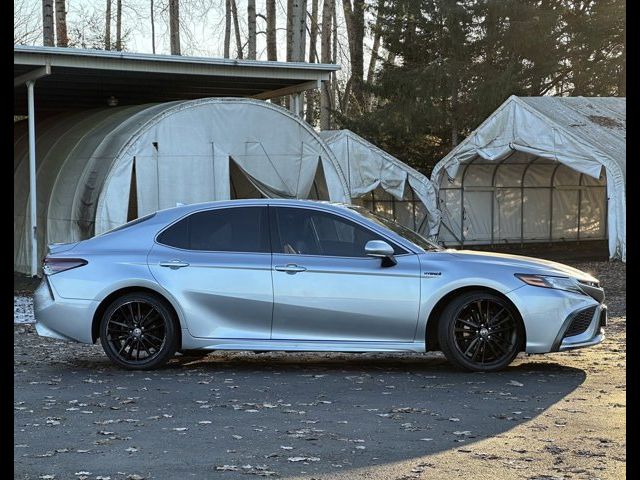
[431,96,625,261]
[14,98,350,274]
[320,130,441,236]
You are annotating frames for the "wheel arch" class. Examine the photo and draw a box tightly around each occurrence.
[91,286,183,349]
[425,286,526,352]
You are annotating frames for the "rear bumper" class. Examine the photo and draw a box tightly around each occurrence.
[33,277,97,344]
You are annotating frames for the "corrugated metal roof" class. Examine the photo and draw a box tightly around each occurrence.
[14,45,340,113]
[517,96,626,178]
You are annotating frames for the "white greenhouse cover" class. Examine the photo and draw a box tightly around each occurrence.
[431,96,626,261]
[14,98,351,274]
[319,130,441,236]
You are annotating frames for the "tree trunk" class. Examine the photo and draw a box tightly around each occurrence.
[366,0,384,84]
[224,0,231,58]
[305,0,319,124]
[105,0,111,50]
[266,0,277,61]
[248,0,256,59]
[169,0,180,55]
[319,0,334,129]
[286,0,294,61]
[451,80,459,147]
[115,0,122,51]
[298,0,307,62]
[230,0,243,59]
[54,0,67,47]
[331,3,338,111]
[341,0,365,115]
[150,0,155,54]
[287,0,307,62]
[42,0,54,46]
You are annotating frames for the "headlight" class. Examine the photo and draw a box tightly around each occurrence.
[514,274,585,295]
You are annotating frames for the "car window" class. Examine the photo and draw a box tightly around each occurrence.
[272,207,405,257]
[157,207,269,253]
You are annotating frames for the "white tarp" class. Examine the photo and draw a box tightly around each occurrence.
[14,99,350,274]
[320,130,441,236]
[96,99,350,234]
[431,96,625,261]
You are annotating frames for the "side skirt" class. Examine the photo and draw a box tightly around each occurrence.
[180,333,426,353]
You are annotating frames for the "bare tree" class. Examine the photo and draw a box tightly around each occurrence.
[230,0,243,58]
[286,0,293,60]
[320,0,334,129]
[115,0,122,50]
[306,0,319,124]
[224,0,231,58]
[367,0,383,84]
[43,0,55,46]
[54,0,68,46]
[266,0,277,61]
[68,2,111,49]
[150,0,156,54]
[341,0,365,115]
[287,0,306,62]
[248,0,257,59]
[298,0,307,62]
[15,0,41,45]
[105,0,111,50]
[169,0,181,54]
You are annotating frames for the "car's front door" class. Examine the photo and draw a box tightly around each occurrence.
[148,205,273,339]
[270,206,422,343]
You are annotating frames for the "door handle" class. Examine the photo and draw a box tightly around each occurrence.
[274,264,307,273]
[159,260,190,269]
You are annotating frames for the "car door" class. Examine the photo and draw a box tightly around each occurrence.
[270,206,422,343]
[148,205,273,339]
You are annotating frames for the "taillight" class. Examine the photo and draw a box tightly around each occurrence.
[43,257,88,275]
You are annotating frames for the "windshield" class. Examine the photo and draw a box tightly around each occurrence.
[347,205,442,252]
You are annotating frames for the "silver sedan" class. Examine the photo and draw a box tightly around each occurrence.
[34,199,606,371]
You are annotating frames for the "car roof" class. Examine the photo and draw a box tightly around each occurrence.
[157,198,354,216]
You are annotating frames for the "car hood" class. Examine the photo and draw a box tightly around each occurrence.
[445,249,598,282]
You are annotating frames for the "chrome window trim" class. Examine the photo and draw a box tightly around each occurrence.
[153,201,423,256]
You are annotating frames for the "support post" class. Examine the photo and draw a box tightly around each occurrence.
[26,80,38,277]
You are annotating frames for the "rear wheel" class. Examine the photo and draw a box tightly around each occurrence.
[437,291,522,372]
[99,292,178,370]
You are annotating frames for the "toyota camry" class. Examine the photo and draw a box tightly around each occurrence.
[34,199,606,371]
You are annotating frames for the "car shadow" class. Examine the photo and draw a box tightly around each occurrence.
[47,352,588,478]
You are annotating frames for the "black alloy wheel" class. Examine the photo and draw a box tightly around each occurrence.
[438,291,522,372]
[100,292,178,370]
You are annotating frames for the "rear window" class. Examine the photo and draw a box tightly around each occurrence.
[157,207,270,253]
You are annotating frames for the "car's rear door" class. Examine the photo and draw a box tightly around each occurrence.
[269,205,421,343]
[148,205,273,339]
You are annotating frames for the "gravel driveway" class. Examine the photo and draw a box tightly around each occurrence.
[14,260,626,480]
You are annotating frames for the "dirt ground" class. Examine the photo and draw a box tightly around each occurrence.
[14,260,625,480]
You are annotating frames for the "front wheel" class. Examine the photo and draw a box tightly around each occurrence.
[437,291,523,372]
[99,292,178,370]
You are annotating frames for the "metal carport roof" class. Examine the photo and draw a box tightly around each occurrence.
[14,45,340,114]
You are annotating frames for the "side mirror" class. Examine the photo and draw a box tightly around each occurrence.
[365,240,397,267]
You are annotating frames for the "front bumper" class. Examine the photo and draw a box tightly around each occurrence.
[507,285,605,354]
[552,304,607,352]
[33,277,97,344]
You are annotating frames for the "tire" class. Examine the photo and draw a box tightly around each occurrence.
[99,292,178,370]
[437,291,523,372]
